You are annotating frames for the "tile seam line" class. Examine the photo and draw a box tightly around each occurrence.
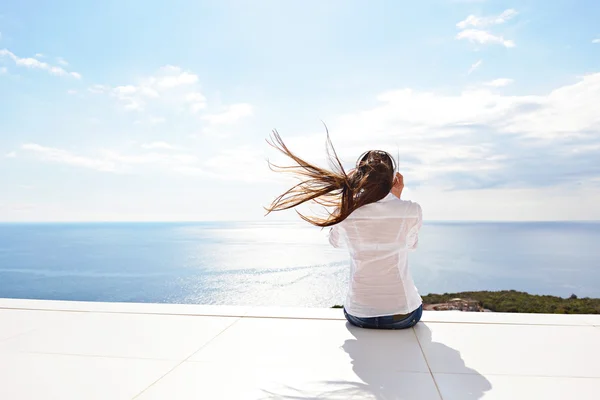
[0,311,91,345]
[0,327,44,345]
[130,316,243,400]
[413,326,444,400]
[0,306,596,326]
[432,372,600,379]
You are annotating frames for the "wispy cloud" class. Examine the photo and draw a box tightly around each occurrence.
[5,151,17,158]
[484,78,514,87]
[0,49,81,78]
[0,66,7,74]
[56,57,69,66]
[88,84,108,94]
[90,65,206,114]
[456,29,515,48]
[593,38,600,44]
[18,72,600,193]
[152,65,198,88]
[467,59,483,75]
[141,141,177,150]
[201,103,253,125]
[19,142,225,179]
[456,9,517,48]
[21,144,117,172]
[457,9,518,29]
[18,140,269,182]
[186,92,207,113]
[259,72,600,192]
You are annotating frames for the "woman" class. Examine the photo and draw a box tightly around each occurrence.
[265,130,423,330]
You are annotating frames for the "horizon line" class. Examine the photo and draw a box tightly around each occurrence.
[1,219,599,225]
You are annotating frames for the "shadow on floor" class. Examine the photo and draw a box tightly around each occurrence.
[262,322,491,399]
[342,322,492,399]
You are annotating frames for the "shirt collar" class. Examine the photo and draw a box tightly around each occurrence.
[379,193,397,202]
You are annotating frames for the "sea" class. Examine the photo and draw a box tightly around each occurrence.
[1,221,599,306]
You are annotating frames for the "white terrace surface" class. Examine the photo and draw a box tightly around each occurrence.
[1,298,599,400]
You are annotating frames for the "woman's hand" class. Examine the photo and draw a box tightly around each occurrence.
[391,172,404,199]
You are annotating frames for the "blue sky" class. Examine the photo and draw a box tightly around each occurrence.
[1,0,600,222]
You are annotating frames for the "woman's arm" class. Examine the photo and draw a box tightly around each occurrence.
[391,172,404,199]
[407,203,423,251]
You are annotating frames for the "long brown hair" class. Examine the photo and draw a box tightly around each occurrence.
[265,128,396,227]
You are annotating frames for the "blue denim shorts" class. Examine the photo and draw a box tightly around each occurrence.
[343,304,423,330]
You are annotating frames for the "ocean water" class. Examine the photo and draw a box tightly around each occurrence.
[0,221,599,307]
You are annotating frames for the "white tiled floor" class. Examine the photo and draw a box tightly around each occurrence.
[0,352,177,400]
[0,297,250,317]
[0,311,239,360]
[414,322,600,377]
[136,362,442,400]
[421,309,598,326]
[434,374,600,400]
[0,308,85,342]
[241,306,345,320]
[1,298,599,400]
[189,316,429,372]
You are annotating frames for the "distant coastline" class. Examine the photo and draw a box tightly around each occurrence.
[333,290,600,314]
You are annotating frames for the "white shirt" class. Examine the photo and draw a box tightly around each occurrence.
[329,193,423,318]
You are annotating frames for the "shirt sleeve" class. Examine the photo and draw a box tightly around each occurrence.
[406,203,423,251]
[328,225,343,248]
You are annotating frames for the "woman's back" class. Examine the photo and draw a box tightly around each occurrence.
[330,193,423,318]
[265,129,424,328]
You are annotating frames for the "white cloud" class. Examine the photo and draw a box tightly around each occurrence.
[0,66,6,74]
[21,144,117,172]
[467,59,483,75]
[141,141,177,150]
[0,49,82,78]
[484,78,514,87]
[88,84,108,94]
[148,116,166,125]
[87,66,250,130]
[134,116,166,125]
[593,39,600,44]
[199,146,273,183]
[190,102,207,113]
[186,92,207,113]
[456,29,515,48]
[457,9,518,29]
[20,142,206,175]
[17,71,600,221]
[201,103,253,125]
[255,72,600,195]
[93,66,205,113]
[67,89,78,95]
[34,53,44,58]
[5,151,17,158]
[152,65,198,88]
[56,57,69,66]
[186,93,206,102]
[100,150,199,167]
